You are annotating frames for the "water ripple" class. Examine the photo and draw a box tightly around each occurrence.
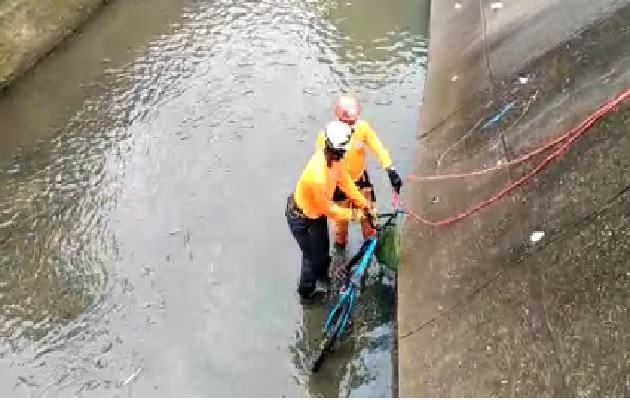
[0,0,428,396]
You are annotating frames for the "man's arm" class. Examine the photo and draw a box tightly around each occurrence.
[312,183,355,221]
[363,121,403,193]
[338,169,370,210]
[363,121,393,169]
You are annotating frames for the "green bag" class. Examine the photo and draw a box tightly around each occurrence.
[375,216,402,272]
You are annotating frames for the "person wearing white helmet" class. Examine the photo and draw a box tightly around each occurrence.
[286,121,378,304]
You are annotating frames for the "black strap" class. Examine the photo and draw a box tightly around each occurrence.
[285,193,306,219]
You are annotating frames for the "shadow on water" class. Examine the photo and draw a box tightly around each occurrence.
[0,0,428,396]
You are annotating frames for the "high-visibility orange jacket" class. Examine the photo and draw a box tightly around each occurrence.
[293,148,370,220]
[316,119,392,182]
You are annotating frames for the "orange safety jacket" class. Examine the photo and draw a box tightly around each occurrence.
[316,119,392,182]
[293,148,370,221]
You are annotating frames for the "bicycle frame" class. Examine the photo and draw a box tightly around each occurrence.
[311,193,405,373]
[323,211,400,337]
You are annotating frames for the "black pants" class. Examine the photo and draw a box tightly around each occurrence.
[285,195,331,297]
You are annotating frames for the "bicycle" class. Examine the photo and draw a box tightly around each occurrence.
[309,193,405,373]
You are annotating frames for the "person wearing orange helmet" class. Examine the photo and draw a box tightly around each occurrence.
[316,95,403,252]
[287,121,377,304]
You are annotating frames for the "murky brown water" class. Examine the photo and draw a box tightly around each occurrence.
[0,0,428,396]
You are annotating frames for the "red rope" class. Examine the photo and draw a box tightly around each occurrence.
[402,86,630,227]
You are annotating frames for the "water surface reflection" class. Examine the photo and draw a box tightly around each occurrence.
[0,0,428,396]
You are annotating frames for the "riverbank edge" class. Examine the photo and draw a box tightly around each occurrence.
[0,0,110,92]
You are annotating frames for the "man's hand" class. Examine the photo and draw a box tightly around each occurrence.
[351,208,365,222]
[351,206,378,223]
[387,167,403,194]
[366,205,379,219]
[363,205,379,227]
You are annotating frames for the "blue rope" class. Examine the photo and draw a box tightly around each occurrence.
[481,101,515,129]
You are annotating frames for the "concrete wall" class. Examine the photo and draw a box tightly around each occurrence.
[0,0,109,91]
[398,0,630,396]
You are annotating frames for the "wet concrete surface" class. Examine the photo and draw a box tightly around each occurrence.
[399,0,630,397]
[0,0,107,90]
[0,0,428,396]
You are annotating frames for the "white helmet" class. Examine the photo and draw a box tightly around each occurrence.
[323,120,352,152]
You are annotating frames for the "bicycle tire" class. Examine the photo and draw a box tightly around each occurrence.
[310,302,349,373]
[310,333,335,373]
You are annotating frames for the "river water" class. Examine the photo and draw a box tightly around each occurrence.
[0,0,428,396]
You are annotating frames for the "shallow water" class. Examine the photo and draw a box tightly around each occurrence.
[0,0,428,396]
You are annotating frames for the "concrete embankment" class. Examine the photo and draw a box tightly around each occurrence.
[398,0,630,396]
[0,0,109,91]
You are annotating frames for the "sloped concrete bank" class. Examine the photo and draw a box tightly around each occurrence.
[0,0,109,91]
[398,0,630,397]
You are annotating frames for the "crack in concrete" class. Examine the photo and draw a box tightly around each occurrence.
[538,261,569,395]
[524,255,569,396]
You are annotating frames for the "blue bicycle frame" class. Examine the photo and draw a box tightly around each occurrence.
[311,197,404,373]
[323,235,378,337]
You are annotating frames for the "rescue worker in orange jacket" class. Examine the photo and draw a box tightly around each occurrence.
[286,120,377,304]
[316,95,403,251]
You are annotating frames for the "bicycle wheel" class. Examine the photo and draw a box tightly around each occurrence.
[310,302,349,373]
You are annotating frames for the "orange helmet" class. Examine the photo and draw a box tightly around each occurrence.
[334,95,360,126]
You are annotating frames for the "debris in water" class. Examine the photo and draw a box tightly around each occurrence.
[491,2,503,10]
[454,2,462,9]
[451,75,458,82]
[530,231,545,243]
[101,342,113,354]
[431,196,439,204]
[122,367,143,386]
[518,76,529,84]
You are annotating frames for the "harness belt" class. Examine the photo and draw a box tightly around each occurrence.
[286,193,307,219]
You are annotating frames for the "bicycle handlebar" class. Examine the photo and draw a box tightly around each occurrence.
[366,210,405,230]
[365,191,406,230]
